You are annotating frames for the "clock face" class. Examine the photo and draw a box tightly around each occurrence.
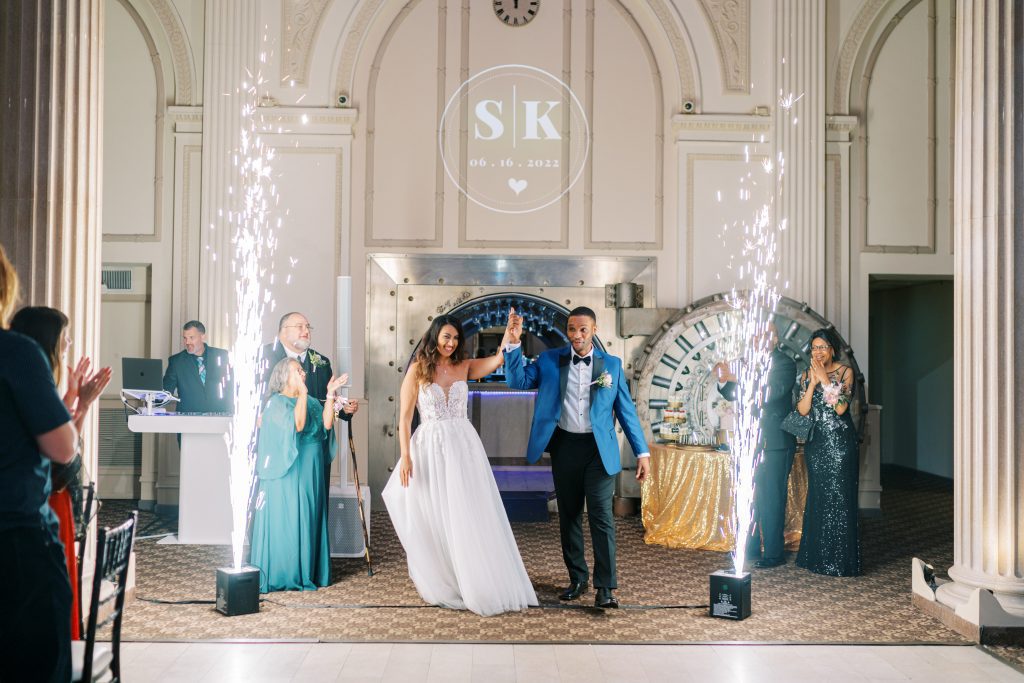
[633,294,865,443]
[493,0,540,26]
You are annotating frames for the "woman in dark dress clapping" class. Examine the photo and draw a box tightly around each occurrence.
[795,328,860,577]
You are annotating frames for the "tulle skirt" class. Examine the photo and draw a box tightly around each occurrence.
[382,417,538,616]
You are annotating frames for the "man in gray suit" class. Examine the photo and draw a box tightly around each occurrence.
[715,322,797,568]
[163,320,233,414]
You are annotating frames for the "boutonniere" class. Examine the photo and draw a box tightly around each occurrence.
[590,370,612,389]
[307,350,327,372]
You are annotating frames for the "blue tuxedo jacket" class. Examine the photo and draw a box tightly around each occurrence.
[504,345,648,476]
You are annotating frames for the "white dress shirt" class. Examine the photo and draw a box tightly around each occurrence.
[559,349,594,434]
[285,348,307,364]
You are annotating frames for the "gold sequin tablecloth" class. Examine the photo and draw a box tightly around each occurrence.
[641,443,807,552]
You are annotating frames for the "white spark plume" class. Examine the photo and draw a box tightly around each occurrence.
[715,90,797,575]
[224,46,280,570]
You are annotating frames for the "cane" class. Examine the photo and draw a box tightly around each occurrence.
[346,428,374,576]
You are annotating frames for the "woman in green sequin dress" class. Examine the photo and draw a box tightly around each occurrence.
[795,329,861,577]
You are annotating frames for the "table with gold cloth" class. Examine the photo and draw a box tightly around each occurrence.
[640,443,807,552]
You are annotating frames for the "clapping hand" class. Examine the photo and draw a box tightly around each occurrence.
[78,364,112,408]
[327,373,349,396]
[809,357,830,386]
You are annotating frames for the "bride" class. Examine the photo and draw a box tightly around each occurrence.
[382,312,538,616]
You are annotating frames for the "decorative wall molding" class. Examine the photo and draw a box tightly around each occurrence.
[826,153,842,325]
[332,0,697,107]
[281,0,332,86]
[641,0,698,105]
[825,115,859,139]
[672,113,771,136]
[683,152,768,301]
[364,0,442,248]
[179,143,202,328]
[104,0,167,243]
[149,0,196,105]
[584,0,664,250]
[256,106,359,134]
[333,0,388,103]
[274,146,346,275]
[857,0,936,254]
[697,0,750,93]
[830,0,887,114]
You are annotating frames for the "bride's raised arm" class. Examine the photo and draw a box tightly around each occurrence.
[465,308,517,380]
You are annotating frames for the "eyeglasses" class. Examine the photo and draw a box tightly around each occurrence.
[810,344,831,351]
[285,324,314,332]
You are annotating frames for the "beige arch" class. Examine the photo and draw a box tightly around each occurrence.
[327,0,700,109]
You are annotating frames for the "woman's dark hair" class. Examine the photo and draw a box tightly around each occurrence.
[10,306,69,385]
[808,327,843,361]
[413,315,467,386]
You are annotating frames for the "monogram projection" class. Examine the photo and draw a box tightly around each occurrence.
[439,65,590,214]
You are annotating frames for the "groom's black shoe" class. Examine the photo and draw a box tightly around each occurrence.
[559,580,588,601]
[595,588,619,609]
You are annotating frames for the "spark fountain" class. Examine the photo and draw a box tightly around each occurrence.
[709,94,794,621]
[215,46,281,617]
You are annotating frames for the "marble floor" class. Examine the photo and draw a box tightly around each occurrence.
[119,642,1023,682]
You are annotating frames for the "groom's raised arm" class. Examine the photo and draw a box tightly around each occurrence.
[503,345,540,390]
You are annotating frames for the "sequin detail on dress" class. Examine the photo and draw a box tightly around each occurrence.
[796,370,861,577]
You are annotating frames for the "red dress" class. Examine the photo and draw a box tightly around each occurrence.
[49,488,80,640]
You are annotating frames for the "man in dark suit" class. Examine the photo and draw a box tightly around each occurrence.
[260,311,358,421]
[715,322,797,568]
[505,307,649,609]
[163,320,233,414]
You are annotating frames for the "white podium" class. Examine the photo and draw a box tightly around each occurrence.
[127,415,233,545]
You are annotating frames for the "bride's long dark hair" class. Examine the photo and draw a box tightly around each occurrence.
[413,315,467,386]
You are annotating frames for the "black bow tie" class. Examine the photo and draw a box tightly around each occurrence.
[572,355,591,366]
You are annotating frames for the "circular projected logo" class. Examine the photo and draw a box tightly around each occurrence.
[439,64,590,214]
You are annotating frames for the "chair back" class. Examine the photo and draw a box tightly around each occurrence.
[81,511,137,683]
[76,482,97,637]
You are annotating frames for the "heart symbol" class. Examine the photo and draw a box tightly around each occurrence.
[508,178,528,196]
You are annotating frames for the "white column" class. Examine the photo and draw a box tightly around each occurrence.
[198,1,260,347]
[774,0,826,313]
[0,0,104,565]
[934,0,1023,622]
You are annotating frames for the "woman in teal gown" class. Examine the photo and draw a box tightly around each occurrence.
[250,358,345,593]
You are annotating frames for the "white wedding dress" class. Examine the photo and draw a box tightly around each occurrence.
[382,380,538,616]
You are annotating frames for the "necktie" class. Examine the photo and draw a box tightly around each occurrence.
[572,355,591,366]
[196,355,207,385]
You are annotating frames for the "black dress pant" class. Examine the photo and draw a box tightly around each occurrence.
[0,526,72,683]
[549,428,617,589]
[746,445,797,561]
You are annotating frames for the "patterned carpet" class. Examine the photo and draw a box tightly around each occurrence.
[97,473,968,644]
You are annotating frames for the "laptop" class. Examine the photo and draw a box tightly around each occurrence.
[121,357,164,392]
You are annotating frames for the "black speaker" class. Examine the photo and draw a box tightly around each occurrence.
[709,569,751,620]
[216,566,260,616]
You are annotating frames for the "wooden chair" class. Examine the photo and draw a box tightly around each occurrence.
[72,511,137,683]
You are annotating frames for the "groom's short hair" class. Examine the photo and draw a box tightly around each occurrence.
[568,306,597,323]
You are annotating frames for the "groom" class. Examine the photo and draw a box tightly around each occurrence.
[504,307,649,609]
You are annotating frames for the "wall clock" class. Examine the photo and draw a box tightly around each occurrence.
[493,0,540,26]
[632,293,865,444]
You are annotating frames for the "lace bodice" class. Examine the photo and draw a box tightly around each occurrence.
[417,380,469,422]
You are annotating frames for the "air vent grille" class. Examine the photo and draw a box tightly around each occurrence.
[101,270,132,291]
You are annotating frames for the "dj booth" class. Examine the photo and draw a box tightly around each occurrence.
[127,414,233,545]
